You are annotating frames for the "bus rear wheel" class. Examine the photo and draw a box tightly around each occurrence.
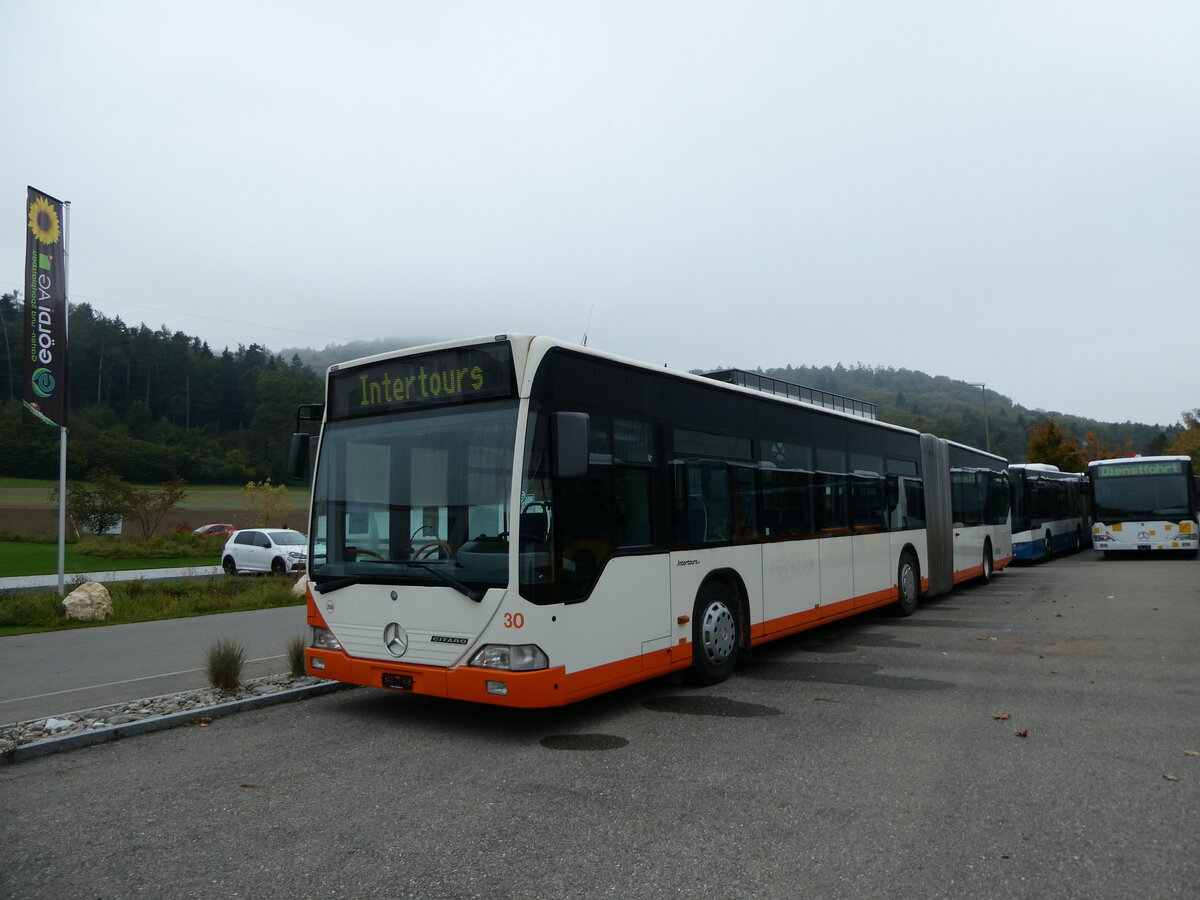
[895,552,919,617]
[979,541,994,584]
[688,582,740,685]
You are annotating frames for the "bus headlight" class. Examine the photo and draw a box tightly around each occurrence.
[469,644,549,671]
[312,627,342,651]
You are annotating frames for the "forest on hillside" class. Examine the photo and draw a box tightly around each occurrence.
[753,363,1179,464]
[0,294,1184,483]
[0,294,321,483]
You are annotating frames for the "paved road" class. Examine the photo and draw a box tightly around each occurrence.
[1,552,1198,899]
[0,605,308,725]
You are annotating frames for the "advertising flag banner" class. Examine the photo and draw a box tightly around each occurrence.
[23,186,68,428]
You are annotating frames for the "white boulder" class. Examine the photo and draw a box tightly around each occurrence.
[62,581,113,622]
[292,574,310,597]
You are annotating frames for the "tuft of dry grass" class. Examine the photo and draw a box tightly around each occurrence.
[205,637,248,692]
[285,633,307,677]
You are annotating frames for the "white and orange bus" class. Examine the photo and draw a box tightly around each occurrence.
[289,335,1011,707]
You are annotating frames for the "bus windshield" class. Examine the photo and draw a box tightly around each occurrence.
[309,400,518,592]
[1092,470,1191,520]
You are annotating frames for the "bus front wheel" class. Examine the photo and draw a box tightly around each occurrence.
[688,582,740,685]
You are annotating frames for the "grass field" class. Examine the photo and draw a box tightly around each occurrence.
[0,541,217,578]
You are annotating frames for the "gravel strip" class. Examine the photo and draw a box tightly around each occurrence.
[1,673,350,764]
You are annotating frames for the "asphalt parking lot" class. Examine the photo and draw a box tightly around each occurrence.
[1,551,1197,899]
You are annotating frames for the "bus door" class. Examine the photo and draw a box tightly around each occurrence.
[951,470,986,575]
[669,458,763,641]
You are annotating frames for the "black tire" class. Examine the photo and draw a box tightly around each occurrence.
[688,581,740,685]
[222,555,237,576]
[271,557,287,576]
[894,551,920,617]
[978,541,994,584]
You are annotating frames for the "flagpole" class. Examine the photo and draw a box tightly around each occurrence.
[57,201,71,595]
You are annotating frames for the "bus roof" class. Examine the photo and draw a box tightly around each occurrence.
[327,333,1001,456]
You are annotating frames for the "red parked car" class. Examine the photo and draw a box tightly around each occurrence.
[193,523,235,537]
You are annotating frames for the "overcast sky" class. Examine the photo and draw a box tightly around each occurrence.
[4,2,1198,426]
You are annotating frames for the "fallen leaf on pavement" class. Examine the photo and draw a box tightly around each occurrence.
[993,713,1011,720]
[1185,750,1200,757]
[1163,774,1179,782]
[1016,730,1029,738]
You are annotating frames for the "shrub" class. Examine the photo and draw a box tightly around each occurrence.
[285,633,307,677]
[75,531,221,560]
[0,528,73,543]
[205,637,247,692]
[0,590,67,629]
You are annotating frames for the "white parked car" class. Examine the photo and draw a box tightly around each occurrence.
[222,529,308,576]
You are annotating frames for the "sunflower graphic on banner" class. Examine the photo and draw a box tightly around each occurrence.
[23,187,68,428]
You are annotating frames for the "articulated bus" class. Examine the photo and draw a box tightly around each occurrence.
[1089,456,1199,556]
[1008,464,1089,561]
[289,335,1011,708]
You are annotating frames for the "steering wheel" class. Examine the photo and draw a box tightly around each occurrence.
[415,541,453,560]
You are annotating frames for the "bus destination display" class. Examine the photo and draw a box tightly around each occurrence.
[1095,461,1183,478]
[329,343,515,418]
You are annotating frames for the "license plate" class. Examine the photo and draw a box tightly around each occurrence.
[382,673,414,691]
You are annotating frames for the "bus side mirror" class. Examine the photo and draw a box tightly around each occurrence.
[295,403,324,429]
[553,412,589,479]
[287,433,311,479]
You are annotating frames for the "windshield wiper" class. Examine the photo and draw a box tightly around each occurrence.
[312,577,360,594]
[410,563,484,603]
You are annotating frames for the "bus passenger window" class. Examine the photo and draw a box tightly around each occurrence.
[673,461,733,545]
[734,466,758,540]
[850,474,886,533]
[761,468,816,538]
[614,468,653,547]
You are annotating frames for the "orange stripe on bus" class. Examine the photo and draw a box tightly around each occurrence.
[953,565,983,584]
[304,580,917,708]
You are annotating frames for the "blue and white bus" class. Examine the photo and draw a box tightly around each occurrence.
[1008,464,1088,561]
[1089,456,1198,556]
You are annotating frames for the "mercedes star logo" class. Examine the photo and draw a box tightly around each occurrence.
[383,621,409,657]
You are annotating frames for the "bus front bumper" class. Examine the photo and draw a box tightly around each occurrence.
[306,647,570,708]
